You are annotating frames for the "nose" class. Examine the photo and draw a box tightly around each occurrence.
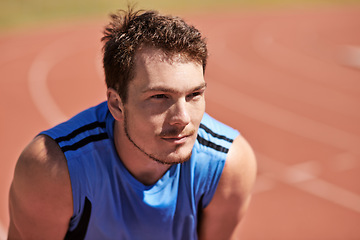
[168,99,191,126]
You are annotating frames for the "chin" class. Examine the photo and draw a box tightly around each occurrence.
[169,143,194,161]
[152,149,193,165]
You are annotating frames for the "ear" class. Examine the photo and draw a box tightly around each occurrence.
[107,88,124,121]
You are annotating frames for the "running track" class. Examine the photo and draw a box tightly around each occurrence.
[1,6,360,240]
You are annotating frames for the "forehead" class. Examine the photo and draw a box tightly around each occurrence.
[134,47,198,67]
[131,48,205,92]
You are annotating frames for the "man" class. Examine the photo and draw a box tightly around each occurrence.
[8,8,256,240]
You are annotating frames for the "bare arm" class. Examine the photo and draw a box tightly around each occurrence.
[198,135,257,240]
[8,135,73,240]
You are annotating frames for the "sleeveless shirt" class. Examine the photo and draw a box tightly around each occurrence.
[40,101,239,240]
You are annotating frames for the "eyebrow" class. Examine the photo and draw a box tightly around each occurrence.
[142,82,207,94]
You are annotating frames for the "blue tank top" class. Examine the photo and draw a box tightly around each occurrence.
[40,101,239,240]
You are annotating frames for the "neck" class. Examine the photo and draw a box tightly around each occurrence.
[113,121,171,186]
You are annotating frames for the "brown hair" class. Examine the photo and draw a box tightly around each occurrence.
[102,7,208,102]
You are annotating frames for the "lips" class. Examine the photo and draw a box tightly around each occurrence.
[161,135,191,144]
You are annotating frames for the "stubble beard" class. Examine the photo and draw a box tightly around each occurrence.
[123,111,192,165]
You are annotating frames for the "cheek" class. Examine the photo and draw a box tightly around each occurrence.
[128,111,165,135]
[191,101,206,122]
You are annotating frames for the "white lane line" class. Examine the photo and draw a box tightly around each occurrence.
[206,79,360,156]
[252,175,276,194]
[281,161,321,184]
[0,222,6,240]
[28,34,98,126]
[28,35,77,126]
[211,37,360,119]
[28,54,68,126]
[296,179,360,213]
[95,51,104,83]
[252,22,360,95]
[338,45,360,69]
[331,152,359,172]
[255,153,360,213]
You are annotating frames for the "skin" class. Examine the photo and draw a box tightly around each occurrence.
[8,135,73,239]
[8,47,256,239]
[107,48,206,184]
[198,135,257,239]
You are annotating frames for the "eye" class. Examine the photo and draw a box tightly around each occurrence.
[151,94,168,99]
[191,92,201,97]
[187,91,204,100]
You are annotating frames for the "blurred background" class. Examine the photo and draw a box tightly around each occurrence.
[1,0,359,30]
[1,0,360,239]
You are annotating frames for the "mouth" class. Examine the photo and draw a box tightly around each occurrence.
[161,135,192,144]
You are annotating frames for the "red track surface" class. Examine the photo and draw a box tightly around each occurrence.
[1,6,360,239]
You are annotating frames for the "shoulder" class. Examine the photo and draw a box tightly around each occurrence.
[220,134,257,197]
[41,102,111,154]
[15,134,70,183]
[198,113,256,187]
[197,113,239,158]
[197,134,257,240]
[199,113,239,139]
[8,134,73,238]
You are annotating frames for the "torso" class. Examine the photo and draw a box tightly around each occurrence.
[40,102,239,240]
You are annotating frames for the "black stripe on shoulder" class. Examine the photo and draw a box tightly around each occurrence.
[197,135,229,153]
[64,197,92,240]
[61,133,109,153]
[199,123,233,143]
[55,121,106,143]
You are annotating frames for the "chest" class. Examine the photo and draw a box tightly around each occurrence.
[86,163,199,240]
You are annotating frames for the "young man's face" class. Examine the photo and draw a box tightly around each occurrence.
[122,48,206,165]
